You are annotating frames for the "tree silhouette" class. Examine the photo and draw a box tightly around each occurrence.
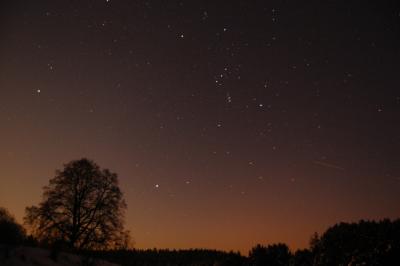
[292,249,313,266]
[0,207,26,245]
[249,243,291,266]
[311,219,400,266]
[24,158,130,250]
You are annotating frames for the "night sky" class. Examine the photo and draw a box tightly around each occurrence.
[1,0,400,254]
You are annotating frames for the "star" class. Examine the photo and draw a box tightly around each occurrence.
[226,92,232,103]
[202,11,208,20]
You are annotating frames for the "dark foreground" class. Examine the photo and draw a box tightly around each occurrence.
[1,219,400,266]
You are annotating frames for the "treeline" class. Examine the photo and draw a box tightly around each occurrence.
[1,206,400,265]
[82,218,400,265]
[84,249,244,266]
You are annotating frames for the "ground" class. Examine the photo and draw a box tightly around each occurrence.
[0,245,118,266]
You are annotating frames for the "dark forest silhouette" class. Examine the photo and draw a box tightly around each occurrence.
[0,207,26,246]
[1,159,400,265]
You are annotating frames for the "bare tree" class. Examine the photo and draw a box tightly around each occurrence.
[24,158,130,250]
